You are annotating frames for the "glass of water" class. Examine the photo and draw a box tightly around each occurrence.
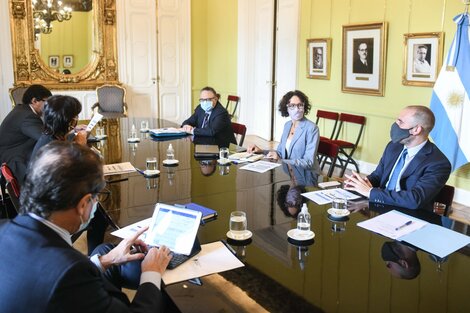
[332,197,347,211]
[140,120,149,132]
[219,147,229,163]
[229,211,247,238]
[146,157,158,173]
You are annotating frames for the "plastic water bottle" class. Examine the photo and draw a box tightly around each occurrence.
[297,203,311,232]
[166,144,175,160]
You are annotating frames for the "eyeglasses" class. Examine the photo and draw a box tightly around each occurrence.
[92,189,111,203]
[287,103,305,109]
[199,97,215,102]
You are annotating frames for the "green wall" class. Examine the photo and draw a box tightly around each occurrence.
[39,11,92,74]
[298,0,469,192]
[191,0,238,108]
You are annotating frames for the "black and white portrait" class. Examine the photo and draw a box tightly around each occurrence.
[353,38,374,74]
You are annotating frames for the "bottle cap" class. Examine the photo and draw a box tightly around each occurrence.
[168,144,173,150]
[301,203,308,213]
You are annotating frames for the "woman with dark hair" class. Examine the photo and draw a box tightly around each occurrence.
[31,95,87,159]
[248,90,320,170]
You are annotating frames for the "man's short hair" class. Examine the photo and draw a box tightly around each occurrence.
[200,86,218,97]
[417,45,428,51]
[407,105,435,134]
[21,84,52,106]
[20,141,104,218]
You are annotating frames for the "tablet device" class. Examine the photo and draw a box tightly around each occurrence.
[145,203,202,255]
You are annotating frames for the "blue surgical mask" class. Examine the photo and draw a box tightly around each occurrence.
[390,123,414,143]
[77,200,98,233]
[288,107,304,121]
[200,100,213,112]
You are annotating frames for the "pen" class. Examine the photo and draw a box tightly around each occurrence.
[395,220,413,231]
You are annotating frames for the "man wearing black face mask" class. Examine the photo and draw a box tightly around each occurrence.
[344,105,451,211]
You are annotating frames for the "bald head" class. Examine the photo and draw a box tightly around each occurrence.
[405,105,435,135]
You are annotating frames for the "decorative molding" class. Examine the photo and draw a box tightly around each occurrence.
[9,0,119,90]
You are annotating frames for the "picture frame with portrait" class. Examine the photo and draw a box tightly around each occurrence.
[342,22,388,96]
[49,55,59,68]
[63,55,74,68]
[307,38,332,80]
[402,32,444,87]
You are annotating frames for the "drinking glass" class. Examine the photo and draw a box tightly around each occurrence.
[146,177,157,189]
[146,157,158,173]
[219,147,230,163]
[96,126,105,138]
[140,120,149,132]
[332,197,347,210]
[229,211,247,238]
[219,164,230,176]
[433,202,446,215]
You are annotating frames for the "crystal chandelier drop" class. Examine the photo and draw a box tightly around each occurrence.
[32,0,73,35]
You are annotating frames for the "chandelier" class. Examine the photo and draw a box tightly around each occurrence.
[32,0,73,35]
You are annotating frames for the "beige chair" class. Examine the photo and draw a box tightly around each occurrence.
[92,84,128,118]
[9,86,29,106]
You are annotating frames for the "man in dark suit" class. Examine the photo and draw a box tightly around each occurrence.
[0,84,52,185]
[353,42,373,74]
[181,86,236,146]
[0,142,172,313]
[345,105,451,211]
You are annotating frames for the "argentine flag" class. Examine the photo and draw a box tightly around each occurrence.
[430,13,470,172]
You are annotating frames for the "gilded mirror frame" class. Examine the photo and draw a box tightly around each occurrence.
[9,0,119,89]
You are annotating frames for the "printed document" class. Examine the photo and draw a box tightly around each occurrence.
[239,160,281,173]
[103,162,136,176]
[302,188,361,205]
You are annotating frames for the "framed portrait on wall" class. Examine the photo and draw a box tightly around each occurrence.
[402,32,444,87]
[63,55,74,68]
[307,38,332,80]
[49,55,59,68]
[342,22,388,96]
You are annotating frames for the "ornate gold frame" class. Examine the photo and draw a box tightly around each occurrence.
[306,38,332,80]
[9,0,119,90]
[402,32,444,87]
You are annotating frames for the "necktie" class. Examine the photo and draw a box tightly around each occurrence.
[201,113,210,128]
[387,149,408,191]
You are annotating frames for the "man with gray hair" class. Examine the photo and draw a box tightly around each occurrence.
[344,105,451,211]
[0,142,172,313]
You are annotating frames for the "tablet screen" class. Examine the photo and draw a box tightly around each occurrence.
[145,203,202,255]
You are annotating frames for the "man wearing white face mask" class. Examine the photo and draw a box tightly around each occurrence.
[181,86,236,146]
[344,105,451,211]
[248,90,320,171]
[0,142,172,313]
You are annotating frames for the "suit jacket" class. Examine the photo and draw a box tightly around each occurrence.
[0,104,43,185]
[368,141,451,211]
[275,118,320,172]
[353,58,372,74]
[182,102,236,146]
[0,215,162,313]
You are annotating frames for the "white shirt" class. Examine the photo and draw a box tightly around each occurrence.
[413,59,431,73]
[386,140,427,191]
[285,138,292,155]
[28,213,161,289]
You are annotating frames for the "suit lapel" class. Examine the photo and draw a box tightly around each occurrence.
[381,143,404,187]
[400,141,432,180]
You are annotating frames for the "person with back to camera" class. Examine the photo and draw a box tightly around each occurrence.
[248,90,320,172]
[181,86,236,145]
[30,95,88,160]
[0,84,52,185]
[0,141,172,313]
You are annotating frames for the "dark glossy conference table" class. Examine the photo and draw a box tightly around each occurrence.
[95,118,470,313]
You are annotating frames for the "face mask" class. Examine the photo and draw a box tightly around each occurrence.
[77,200,98,233]
[390,123,414,143]
[288,107,304,121]
[200,100,213,112]
[381,242,401,263]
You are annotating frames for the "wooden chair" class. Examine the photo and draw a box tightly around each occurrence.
[9,86,29,106]
[231,122,247,146]
[92,85,128,118]
[0,163,21,213]
[317,141,340,178]
[434,185,455,216]
[315,109,340,141]
[329,113,366,177]
[225,95,240,119]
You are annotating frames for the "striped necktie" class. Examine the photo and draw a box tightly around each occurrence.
[201,113,210,128]
[387,149,408,191]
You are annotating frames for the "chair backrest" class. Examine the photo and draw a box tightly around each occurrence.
[435,185,455,216]
[231,122,247,146]
[317,141,339,177]
[9,86,29,106]
[0,163,20,212]
[226,95,240,119]
[334,113,366,146]
[96,85,127,115]
[315,110,339,139]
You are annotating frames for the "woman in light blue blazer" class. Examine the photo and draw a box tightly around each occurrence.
[248,90,320,172]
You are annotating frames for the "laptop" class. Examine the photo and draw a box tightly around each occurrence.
[146,203,202,269]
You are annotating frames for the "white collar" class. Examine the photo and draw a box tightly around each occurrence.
[405,140,427,158]
[28,213,73,246]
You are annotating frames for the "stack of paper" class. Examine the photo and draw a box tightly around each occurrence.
[301,188,361,205]
[239,161,281,173]
[103,162,136,176]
